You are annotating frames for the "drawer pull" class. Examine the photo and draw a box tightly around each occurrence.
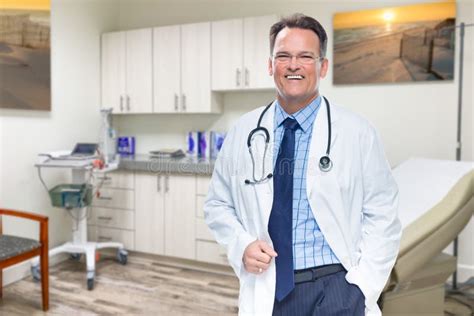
[98,196,112,200]
[98,236,113,241]
[98,216,113,221]
[98,176,112,181]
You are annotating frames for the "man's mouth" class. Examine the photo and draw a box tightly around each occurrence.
[285,75,304,80]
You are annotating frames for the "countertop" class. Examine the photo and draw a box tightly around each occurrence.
[118,154,215,175]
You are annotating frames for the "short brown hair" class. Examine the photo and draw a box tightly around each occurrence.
[269,13,328,57]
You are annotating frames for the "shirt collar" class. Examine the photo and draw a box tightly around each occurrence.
[274,95,322,133]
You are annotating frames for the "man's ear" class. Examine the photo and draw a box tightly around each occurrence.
[268,57,273,76]
[320,58,329,79]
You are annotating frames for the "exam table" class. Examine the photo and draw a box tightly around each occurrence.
[381,158,474,315]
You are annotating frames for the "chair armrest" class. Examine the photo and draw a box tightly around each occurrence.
[0,208,49,246]
[0,208,48,223]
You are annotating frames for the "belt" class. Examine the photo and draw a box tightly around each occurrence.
[294,264,345,284]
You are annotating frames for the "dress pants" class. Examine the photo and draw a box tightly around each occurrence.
[272,271,365,316]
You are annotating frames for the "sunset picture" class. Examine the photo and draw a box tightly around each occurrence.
[333,1,456,85]
[0,0,51,110]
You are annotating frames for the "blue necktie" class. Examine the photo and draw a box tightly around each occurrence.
[268,117,299,302]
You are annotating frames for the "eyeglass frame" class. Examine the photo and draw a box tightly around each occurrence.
[271,52,325,65]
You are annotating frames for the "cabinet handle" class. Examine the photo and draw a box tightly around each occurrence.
[98,196,112,201]
[126,95,130,111]
[174,94,179,111]
[245,68,249,86]
[165,175,169,193]
[98,236,112,241]
[236,68,241,86]
[157,175,161,192]
[120,95,124,112]
[98,216,113,220]
[98,176,112,181]
[182,94,186,111]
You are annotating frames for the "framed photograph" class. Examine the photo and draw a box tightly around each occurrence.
[0,0,50,110]
[333,1,456,85]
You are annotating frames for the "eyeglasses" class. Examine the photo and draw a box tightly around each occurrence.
[273,53,324,65]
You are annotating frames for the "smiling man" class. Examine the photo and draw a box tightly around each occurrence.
[205,13,401,316]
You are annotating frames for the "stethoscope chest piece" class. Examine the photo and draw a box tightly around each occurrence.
[319,155,333,172]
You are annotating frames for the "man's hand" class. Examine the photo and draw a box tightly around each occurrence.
[243,240,278,274]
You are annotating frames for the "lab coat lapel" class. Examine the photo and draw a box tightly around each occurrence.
[252,102,275,229]
[307,96,339,197]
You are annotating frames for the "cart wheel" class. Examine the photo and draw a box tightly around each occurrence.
[70,253,82,261]
[117,249,128,265]
[31,265,41,282]
[87,278,94,290]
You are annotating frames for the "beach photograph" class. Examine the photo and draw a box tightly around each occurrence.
[333,1,456,85]
[0,0,50,110]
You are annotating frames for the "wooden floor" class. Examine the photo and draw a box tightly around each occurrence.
[0,252,239,315]
[0,252,472,315]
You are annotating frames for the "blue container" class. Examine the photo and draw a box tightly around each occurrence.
[117,136,135,155]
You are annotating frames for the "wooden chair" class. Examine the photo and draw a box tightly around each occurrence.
[0,209,49,311]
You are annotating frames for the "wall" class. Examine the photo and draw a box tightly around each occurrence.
[114,0,473,281]
[0,0,118,285]
[1,0,471,287]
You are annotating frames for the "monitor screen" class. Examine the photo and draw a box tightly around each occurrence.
[72,143,98,155]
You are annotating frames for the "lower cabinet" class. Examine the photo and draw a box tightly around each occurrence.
[88,171,136,250]
[90,171,227,266]
[135,172,196,260]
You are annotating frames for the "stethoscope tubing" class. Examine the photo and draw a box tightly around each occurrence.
[245,96,333,185]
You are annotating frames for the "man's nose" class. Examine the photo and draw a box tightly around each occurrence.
[287,56,300,70]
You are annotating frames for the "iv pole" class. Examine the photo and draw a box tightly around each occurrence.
[452,21,473,291]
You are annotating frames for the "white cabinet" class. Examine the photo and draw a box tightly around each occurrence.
[164,174,196,259]
[101,28,153,114]
[88,171,136,250]
[135,173,165,255]
[153,22,221,113]
[194,175,229,266]
[153,25,180,113]
[135,173,196,260]
[211,15,277,91]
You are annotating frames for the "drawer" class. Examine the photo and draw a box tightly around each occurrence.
[196,176,211,195]
[195,217,215,241]
[88,225,135,250]
[196,240,228,265]
[93,171,134,189]
[92,188,134,210]
[196,195,206,218]
[89,207,134,230]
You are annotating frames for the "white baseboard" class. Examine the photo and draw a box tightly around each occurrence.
[2,253,68,287]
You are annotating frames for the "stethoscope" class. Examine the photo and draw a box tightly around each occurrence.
[244,96,333,185]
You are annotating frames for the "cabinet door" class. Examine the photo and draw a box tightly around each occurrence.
[153,25,181,113]
[125,28,153,113]
[181,22,211,113]
[243,15,277,89]
[164,174,196,260]
[135,173,165,255]
[101,32,126,113]
[211,19,243,91]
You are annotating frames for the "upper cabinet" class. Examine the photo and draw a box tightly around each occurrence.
[101,15,276,115]
[153,22,221,113]
[101,29,153,114]
[211,15,277,91]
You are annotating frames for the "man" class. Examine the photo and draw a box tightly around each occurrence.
[204,13,401,316]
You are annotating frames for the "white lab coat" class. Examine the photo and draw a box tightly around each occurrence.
[204,97,402,316]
